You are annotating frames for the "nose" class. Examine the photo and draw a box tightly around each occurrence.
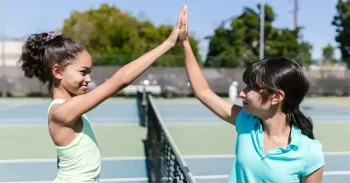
[239,90,245,98]
[85,74,92,83]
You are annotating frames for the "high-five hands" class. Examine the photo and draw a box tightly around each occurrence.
[166,5,188,47]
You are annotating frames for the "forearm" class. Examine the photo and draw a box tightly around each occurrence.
[113,41,173,84]
[51,41,173,124]
[181,40,210,96]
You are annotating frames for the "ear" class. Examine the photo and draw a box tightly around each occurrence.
[52,63,63,80]
[271,90,285,105]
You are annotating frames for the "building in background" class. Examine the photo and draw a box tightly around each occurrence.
[0,40,24,67]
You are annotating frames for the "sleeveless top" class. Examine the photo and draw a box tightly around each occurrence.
[48,99,101,183]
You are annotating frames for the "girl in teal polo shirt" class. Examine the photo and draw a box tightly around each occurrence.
[179,8,324,183]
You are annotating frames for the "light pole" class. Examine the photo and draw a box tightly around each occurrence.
[259,1,265,60]
[0,0,7,97]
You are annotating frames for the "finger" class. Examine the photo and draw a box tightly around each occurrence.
[176,5,186,26]
[184,5,188,30]
[181,9,187,30]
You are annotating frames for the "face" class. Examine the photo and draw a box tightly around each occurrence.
[53,50,93,96]
[239,86,285,117]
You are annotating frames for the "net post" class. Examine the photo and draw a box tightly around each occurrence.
[137,86,147,127]
[141,86,149,127]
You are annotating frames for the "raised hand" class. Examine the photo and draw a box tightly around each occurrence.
[179,5,188,42]
[166,5,187,47]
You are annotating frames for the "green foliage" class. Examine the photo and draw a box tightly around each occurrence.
[205,3,313,67]
[61,3,201,66]
[322,44,337,64]
[332,0,350,67]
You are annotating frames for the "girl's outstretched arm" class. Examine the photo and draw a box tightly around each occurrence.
[51,5,187,126]
[179,6,241,125]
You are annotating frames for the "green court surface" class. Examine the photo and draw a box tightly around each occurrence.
[306,96,350,104]
[167,123,350,155]
[0,125,147,160]
[1,122,349,160]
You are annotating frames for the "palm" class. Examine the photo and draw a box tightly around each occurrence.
[167,5,187,46]
[179,6,188,41]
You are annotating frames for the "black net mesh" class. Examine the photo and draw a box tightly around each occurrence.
[137,90,196,183]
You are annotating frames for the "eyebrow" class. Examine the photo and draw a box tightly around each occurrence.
[80,66,92,70]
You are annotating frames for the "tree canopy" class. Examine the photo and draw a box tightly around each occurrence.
[61,4,201,66]
[205,3,313,67]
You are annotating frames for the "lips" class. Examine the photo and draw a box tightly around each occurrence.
[81,85,88,90]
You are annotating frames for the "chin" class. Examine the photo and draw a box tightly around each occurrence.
[77,91,86,95]
[69,90,84,96]
[242,106,254,115]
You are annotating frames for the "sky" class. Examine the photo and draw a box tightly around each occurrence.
[0,0,341,60]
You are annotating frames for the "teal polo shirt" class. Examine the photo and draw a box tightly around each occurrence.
[227,109,325,183]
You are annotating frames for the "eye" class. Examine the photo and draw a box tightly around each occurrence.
[80,70,88,75]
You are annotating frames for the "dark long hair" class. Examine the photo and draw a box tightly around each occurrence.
[243,57,314,139]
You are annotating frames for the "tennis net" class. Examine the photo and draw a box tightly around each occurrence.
[137,90,196,183]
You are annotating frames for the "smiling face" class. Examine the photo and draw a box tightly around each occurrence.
[240,57,309,118]
[52,50,93,96]
[239,87,276,117]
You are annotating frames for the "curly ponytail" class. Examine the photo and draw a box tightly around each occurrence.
[18,31,86,90]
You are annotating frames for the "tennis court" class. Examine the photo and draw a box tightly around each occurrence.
[0,95,350,183]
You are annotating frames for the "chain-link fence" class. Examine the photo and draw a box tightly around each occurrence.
[1,66,349,97]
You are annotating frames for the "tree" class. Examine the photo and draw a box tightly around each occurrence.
[322,44,336,64]
[205,3,313,67]
[332,0,350,67]
[61,3,201,66]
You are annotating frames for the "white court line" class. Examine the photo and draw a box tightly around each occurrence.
[1,152,350,164]
[324,171,350,176]
[1,171,350,183]
[0,123,141,127]
[0,121,225,127]
[323,151,350,155]
[0,117,138,122]
[0,177,149,183]
[100,178,148,182]
[168,121,350,125]
[0,157,146,163]
[2,115,350,122]
[160,115,350,120]
[0,104,25,111]
[194,174,228,180]
[1,120,349,127]
[183,152,350,159]
[193,171,350,180]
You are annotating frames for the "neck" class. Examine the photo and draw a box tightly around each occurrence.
[52,86,74,101]
[260,111,290,136]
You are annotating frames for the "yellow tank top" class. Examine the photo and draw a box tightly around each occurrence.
[48,99,101,183]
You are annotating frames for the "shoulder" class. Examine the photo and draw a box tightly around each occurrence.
[300,136,325,176]
[47,99,67,124]
[47,99,65,114]
[235,108,259,133]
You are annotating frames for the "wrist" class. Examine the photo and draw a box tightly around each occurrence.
[162,39,175,49]
[165,39,176,48]
[180,39,190,47]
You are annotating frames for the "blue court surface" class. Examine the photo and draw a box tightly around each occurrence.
[0,97,350,182]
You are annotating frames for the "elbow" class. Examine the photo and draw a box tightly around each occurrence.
[120,77,131,89]
[117,69,135,86]
[189,81,211,98]
[195,88,211,100]
[110,73,130,90]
